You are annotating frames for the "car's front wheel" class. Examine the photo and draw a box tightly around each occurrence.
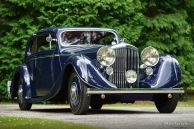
[154,94,179,113]
[68,71,90,115]
[17,78,32,110]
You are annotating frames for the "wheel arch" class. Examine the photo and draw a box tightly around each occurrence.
[50,54,117,102]
[140,54,181,88]
[62,64,74,101]
[10,64,31,100]
[66,55,116,89]
[10,71,20,99]
[51,64,75,102]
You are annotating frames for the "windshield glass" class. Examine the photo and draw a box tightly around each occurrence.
[60,31,117,46]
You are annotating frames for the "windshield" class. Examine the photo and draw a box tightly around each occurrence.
[60,31,117,46]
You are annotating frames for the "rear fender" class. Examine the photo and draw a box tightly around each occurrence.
[11,64,31,100]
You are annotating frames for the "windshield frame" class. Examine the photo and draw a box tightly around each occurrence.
[58,28,120,47]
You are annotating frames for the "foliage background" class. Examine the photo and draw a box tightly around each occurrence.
[0,0,194,99]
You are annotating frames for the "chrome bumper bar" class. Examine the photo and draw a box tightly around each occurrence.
[87,88,185,94]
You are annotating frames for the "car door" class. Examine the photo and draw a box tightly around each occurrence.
[35,32,61,97]
[25,36,38,98]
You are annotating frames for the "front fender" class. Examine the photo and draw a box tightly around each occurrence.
[140,54,181,88]
[66,55,116,89]
[11,64,31,99]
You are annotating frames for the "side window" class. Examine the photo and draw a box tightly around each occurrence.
[37,34,56,52]
[29,37,37,54]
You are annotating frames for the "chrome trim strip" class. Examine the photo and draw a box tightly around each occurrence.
[26,54,65,62]
[87,88,185,94]
[111,42,138,50]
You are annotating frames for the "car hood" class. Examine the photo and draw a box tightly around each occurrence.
[61,45,103,54]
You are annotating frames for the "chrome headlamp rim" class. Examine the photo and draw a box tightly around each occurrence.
[141,46,159,66]
[97,46,116,67]
[125,70,137,83]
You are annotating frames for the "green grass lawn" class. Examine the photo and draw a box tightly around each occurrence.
[0,117,102,129]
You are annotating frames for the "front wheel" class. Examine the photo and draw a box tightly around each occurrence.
[68,71,90,115]
[154,94,179,113]
[17,78,32,110]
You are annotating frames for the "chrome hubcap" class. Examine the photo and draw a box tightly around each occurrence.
[70,82,78,104]
[18,84,23,103]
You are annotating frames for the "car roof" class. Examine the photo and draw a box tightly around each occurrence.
[35,27,117,35]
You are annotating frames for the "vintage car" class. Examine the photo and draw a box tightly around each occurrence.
[10,27,184,115]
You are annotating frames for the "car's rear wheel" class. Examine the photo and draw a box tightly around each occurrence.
[154,94,179,113]
[17,78,32,110]
[68,71,90,115]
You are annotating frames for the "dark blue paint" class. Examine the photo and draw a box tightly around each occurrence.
[66,55,116,89]
[16,64,31,99]
[11,27,182,103]
[34,50,61,96]
[139,54,181,88]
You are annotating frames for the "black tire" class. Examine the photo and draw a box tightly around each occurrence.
[154,94,179,113]
[68,71,90,115]
[17,78,32,110]
[90,95,103,110]
[90,102,103,110]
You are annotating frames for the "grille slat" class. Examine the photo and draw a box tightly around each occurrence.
[109,47,139,88]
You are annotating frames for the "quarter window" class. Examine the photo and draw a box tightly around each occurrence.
[29,37,37,54]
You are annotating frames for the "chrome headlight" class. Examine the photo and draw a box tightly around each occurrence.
[141,46,159,66]
[97,46,115,66]
[125,70,137,83]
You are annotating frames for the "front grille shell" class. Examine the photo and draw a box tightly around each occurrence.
[109,45,139,88]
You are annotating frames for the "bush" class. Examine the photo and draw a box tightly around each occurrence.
[0,0,194,98]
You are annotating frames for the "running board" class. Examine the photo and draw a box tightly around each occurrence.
[87,88,184,94]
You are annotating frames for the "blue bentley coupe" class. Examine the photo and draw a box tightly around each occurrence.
[10,27,184,115]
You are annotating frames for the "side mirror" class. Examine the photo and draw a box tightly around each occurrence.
[46,34,57,49]
[27,51,31,56]
[46,34,57,42]
[46,34,53,43]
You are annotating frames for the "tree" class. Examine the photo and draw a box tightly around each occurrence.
[0,0,193,98]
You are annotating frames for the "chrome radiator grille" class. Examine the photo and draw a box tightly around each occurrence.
[109,47,139,88]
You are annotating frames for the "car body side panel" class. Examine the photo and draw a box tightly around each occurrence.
[24,54,117,102]
[33,50,61,97]
[25,54,181,102]
[139,54,181,88]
